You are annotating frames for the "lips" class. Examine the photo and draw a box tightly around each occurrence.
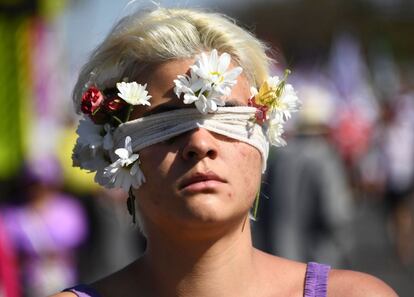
[179,171,227,190]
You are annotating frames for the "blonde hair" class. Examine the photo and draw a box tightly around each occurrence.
[73,7,272,112]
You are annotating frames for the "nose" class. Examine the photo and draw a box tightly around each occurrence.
[182,128,218,160]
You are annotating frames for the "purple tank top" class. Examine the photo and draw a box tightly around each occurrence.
[63,262,330,297]
[304,262,331,297]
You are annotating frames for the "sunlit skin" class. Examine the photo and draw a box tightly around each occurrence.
[133,59,262,241]
[52,59,398,297]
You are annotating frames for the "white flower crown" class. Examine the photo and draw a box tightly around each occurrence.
[73,49,299,221]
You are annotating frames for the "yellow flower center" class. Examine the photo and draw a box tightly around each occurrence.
[210,71,224,83]
[255,70,291,111]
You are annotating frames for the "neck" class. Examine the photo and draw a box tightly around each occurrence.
[138,216,259,297]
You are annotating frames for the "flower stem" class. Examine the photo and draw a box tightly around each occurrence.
[125,105,133,122]
[252,182,261,220]
[283,68,291,79]
[92,106,101,115]
[276,69,291,97]
[112,115,123,125]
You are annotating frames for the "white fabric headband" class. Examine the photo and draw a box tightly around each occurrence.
[113,106,269,172]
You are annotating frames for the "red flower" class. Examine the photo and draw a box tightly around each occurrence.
[81,86,104,114]
[248,96,268,124]
[103,97,127,112]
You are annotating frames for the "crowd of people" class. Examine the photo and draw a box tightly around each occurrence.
[255,33,414,272]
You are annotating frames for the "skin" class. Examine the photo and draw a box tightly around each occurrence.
[51,59,397,297]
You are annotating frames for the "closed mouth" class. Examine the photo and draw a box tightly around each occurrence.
[179,172,226,190]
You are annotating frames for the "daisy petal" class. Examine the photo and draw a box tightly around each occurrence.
[223,66,243,81]
[217,52,231,74]
[114,148,128,160]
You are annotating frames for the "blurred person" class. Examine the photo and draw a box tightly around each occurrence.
[259,78,354,267]
[0,213,20,297]
[362,95,414,265]
[49,7,396,297]
[328,33,377,194]
[329,32,379,124]
[2,157,87,297]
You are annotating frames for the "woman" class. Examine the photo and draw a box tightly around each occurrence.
[52,7,396,297]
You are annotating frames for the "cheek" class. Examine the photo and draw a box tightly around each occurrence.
[138,145,175,177]
[133,147,179,221]
[135,145,177,199]
[231,143,262,197]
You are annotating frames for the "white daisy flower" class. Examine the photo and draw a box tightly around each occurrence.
[174,74,223,114]
[73,118,114,172]
[174,71,224,114]
[174,72,205,105]
[253,75,300,123]
[173,49,242,114]
[76,117,105,149]
[116,81,152,106]
[266,119,287,147]
[72,142,110,172]
[191,49,242,96]
[102,136,146,192]
[268,81,300,122]
[193,93,223,114]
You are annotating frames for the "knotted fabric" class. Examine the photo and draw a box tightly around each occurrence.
[113,106,269,172]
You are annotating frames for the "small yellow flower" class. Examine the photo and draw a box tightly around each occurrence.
[255,80,279,108]
[255,70,292,110]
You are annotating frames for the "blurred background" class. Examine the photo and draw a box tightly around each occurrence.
[0,0,413,296]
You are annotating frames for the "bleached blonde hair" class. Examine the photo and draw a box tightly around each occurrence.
[73,7,272,112]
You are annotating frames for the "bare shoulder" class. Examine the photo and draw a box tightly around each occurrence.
[254,250,398,297]
[253,249,308,296]
[48,293,77,297]
[328,269,398,297]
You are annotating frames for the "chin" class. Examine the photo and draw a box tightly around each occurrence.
[179,193,248,225]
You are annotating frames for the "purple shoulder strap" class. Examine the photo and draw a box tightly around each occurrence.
[62,284,101,297]
[304,262,331,297]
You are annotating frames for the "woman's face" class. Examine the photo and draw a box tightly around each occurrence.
[133,59,262,232]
